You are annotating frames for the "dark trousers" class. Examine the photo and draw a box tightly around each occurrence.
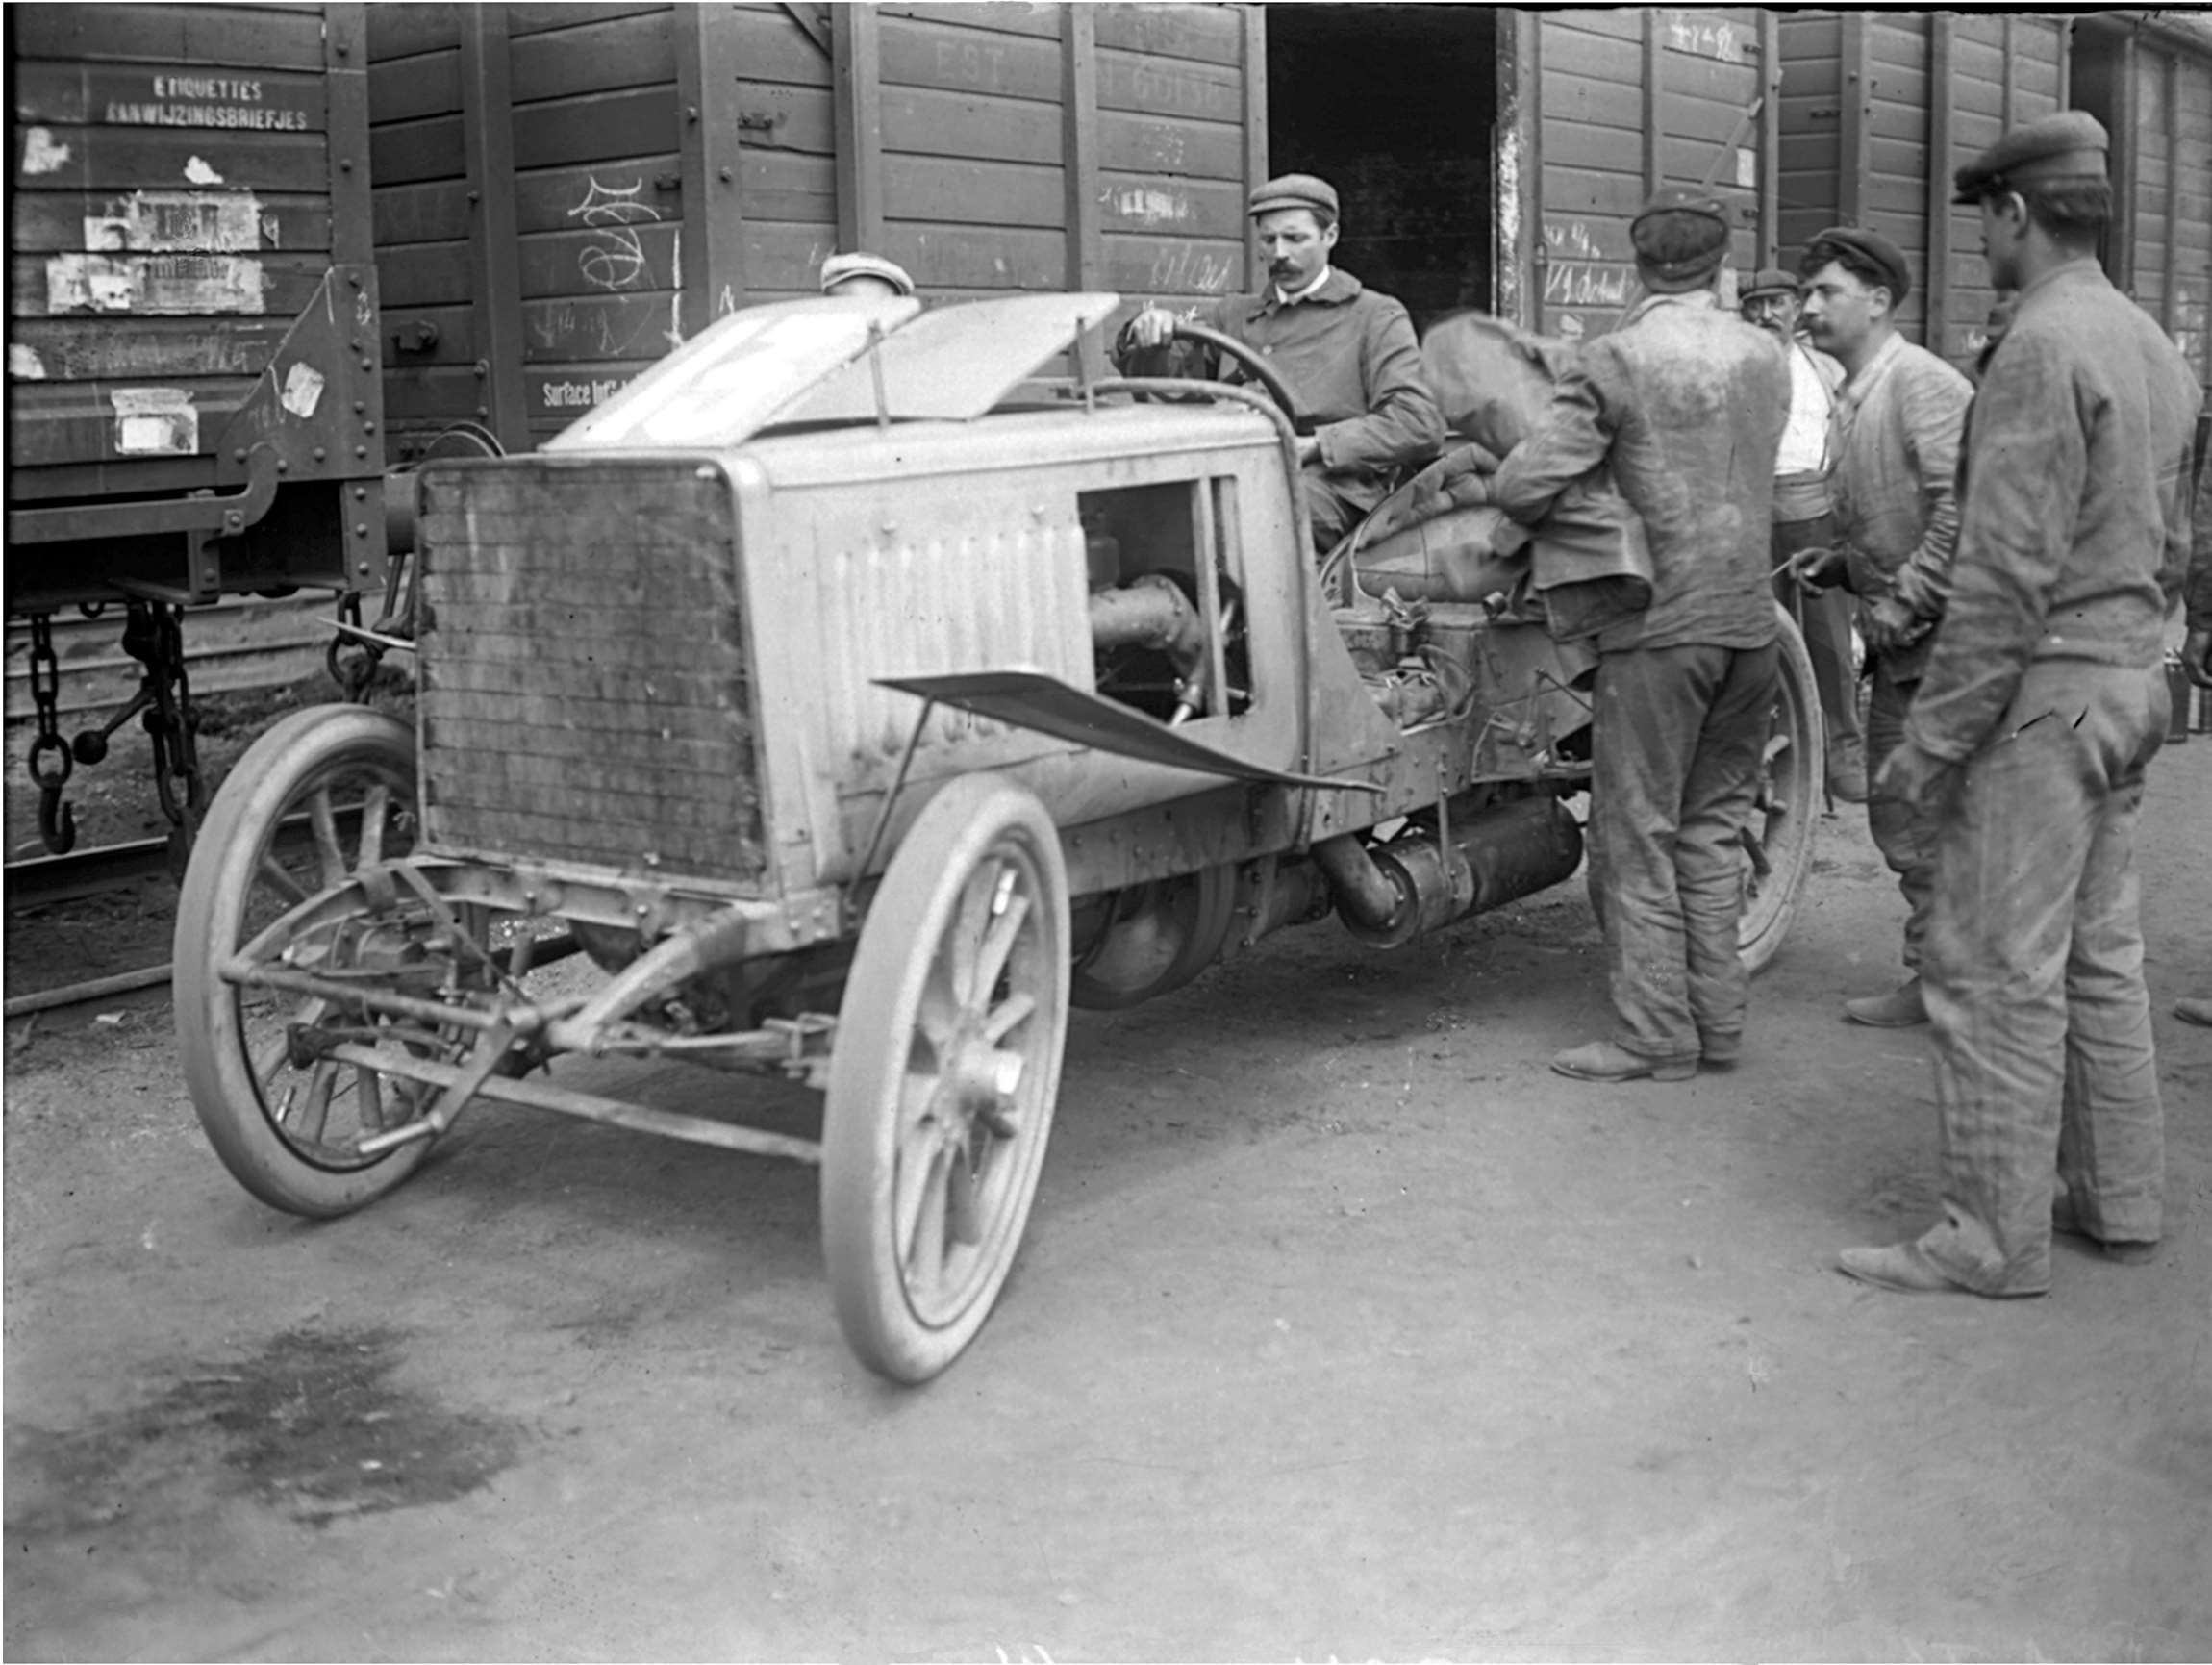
[1304,467,1386,553]
[1864,660,1942,971]
[1915,660,2168,1295]
[1589,641,1782,1060]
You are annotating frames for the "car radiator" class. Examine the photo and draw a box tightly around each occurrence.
[414,458,769,887]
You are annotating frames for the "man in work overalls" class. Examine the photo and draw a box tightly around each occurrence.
[1489,189,1790,1082]
[1120,173,1445,551]
[1837,112,2202,1296]
[1788,227,1974,1031]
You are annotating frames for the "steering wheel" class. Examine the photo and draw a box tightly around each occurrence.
[1168,321,1312,434]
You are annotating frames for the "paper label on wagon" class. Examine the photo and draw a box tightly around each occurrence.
[84,190,262,253]
[44,252,265,315]
[110,388,199,456]
[281,361,326,419]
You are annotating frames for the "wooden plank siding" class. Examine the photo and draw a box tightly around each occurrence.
[1774,11,2067,374]
[366,1,1260,445]
[2126,34,2212,390]
[9,2,344,498]
[1533,7,1768,343]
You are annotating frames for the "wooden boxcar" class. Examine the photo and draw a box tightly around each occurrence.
[7,1,390,611]
[365,1,1269,457]
[1777,9,2212,391]
[1500,6,1775,344]
[2071,13,2212,398]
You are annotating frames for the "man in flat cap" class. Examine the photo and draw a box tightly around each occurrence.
[1838,112,2202,1297]
[819,252,917,299]
[1490,188,1790,1083]
[1787,225,1973,1030]
[1119,173,1445,550]
[1739,267,1861,806]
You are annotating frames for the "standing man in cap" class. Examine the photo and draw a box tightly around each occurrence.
[1119,173,1445,550]
[1490,188,1790,1082]
[1739,267,1861,804]
[1838,112,2202,1296]
[819,252,916,299]
[1787,225,1973,1030]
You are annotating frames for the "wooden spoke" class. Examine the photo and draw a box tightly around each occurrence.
[903,1144,950,1297]
[293,1058,339,1146]
[945,1143,983,1246]
[969,890,1033,1007]
[981,990,1036,1045]
[354,1064,387,1133]
[257,850,312,906]
[308,784,345,891]
[356,781,390,867]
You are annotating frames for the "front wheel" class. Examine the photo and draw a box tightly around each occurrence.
[174,704,446,1216]
[820,774,1070,1383]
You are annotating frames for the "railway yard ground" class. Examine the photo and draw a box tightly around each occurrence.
[3,702,2209,1662]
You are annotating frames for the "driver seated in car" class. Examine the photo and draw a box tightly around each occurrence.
[1119,173,1445,551]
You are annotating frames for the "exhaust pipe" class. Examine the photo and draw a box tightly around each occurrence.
[1316,796,1584,949]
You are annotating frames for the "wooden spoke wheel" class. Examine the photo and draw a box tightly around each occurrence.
[821,774,1070,1383]
[1737,601,1824,973]
[175,705,456,1217]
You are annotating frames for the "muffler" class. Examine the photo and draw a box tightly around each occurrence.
[1317,795,1584,948]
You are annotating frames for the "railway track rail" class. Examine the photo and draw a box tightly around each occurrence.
[4,835,178,909]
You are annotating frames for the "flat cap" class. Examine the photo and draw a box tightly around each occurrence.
[1248,172,1339,221]
[1805,224,1911,307]
[1630,187,1732,289]
[819,251,916,296]
[1740,267,1799,301]
[1951,110,2109,204]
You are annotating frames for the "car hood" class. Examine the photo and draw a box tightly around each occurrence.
[544,291,1120,453]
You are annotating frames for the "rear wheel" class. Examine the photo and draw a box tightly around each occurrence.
[820,774,1070,1383]
[1737,602,1823,972]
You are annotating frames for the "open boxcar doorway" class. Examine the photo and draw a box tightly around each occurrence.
[1265,5,1500,333]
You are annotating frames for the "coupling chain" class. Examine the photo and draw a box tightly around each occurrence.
[134,601,203,835]
[328,590,382,702]
[25,612,76,853]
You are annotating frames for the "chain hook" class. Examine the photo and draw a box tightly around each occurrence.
[327,590,385,702]
[23,614,77,854]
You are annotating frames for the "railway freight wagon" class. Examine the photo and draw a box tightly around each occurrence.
[364,1,1270,457]
[1776,10,2212,394]
[7,2,390,853]
[365,2,1789,453]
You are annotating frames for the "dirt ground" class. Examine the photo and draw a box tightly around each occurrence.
[4,727,2209,1661]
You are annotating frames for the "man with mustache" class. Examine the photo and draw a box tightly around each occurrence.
[1121,174,1445,551]
[1786,226,1973,1031]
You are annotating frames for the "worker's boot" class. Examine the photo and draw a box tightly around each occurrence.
[1843,976,1926,1028]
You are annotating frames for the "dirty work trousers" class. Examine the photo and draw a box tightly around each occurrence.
[1770,513,1863,763]
[1864,660,1943,972]
[1304,467,1387,553]
[1914,660,2168,1296]
[1589,640,1781,1062]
